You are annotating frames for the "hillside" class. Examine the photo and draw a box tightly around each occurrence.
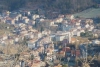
[0,0,100,14]
[74,8,100,18]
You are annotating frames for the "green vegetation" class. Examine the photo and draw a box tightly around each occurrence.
[0,0,100,14]
[80,31,93,37]
[0,0,25,12]
[30,54,34,60]
[74,8,100,18]
[15,53,20,60]
[62,64,68,67]
[94,17,100,24]
[0,22,14,35]
[21,37,29,46]
[29,54,34,60]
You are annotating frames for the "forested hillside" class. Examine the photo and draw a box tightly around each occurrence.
[0,0,99,14]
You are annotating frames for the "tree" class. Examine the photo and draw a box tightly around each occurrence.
[41,27,44,32]
[23,37,28,46]
[30,54,34,60]
[0,0,98,14]
[80,31,93,37]
[80,32,85,37]
[15,53,20,60]
[62,64,68,67]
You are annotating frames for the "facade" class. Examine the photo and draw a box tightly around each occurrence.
[27,39,37,49]
[55,32,71,43]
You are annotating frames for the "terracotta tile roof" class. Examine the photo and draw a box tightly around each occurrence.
[71,50,75,54]
[20,52,30,56]
[71,37,76,43]
[76,50,81,56]
[62,47,71,52]
[0,56,4,61]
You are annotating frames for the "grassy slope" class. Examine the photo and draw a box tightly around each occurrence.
[74,8,100,18]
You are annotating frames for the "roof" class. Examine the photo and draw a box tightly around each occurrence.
[76,50,81,56]
[33,60,40,63]
[65,14,73,18]
[71,37,76,42]
[59,51,65,54]
[71,50,75,54]
[62,47,71,52]
[41,19,53,23]
[20,51,30,56]
[0,56,4,61]
[6,17,13,20]
[9,14,18,18]
[27,39,37,43]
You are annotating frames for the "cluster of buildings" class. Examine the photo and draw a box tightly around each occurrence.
[0,10,100,67]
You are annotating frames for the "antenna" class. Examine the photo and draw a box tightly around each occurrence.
[80,42,96,67]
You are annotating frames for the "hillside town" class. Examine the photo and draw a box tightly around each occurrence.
[0,9,100,67]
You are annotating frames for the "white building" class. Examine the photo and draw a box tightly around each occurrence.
[27,39,37,49]
[76,22,81,26]
[55,31,71,43]
[24,18,29,23]
[32,14,40,20]
[93,40,100,45]
[56,35,65,41]
[2,35,8,40]
[85,24,89,28]
[65,15,74,20]
[55,18,63,23]
[73,30,81,36]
